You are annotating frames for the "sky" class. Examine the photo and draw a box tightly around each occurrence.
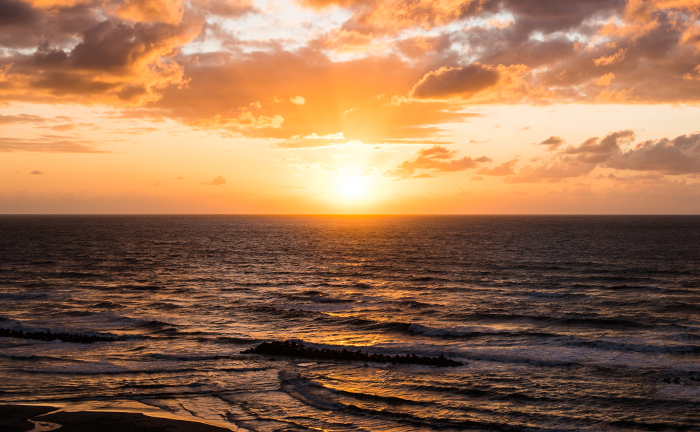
[1,0,700,214]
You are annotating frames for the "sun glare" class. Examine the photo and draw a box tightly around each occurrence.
[338,176,368,200]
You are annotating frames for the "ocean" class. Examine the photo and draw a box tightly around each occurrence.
[0,215,699,431]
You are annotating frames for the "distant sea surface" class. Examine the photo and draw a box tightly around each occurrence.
[1,215,699,431]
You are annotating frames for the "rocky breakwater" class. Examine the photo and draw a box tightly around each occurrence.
[242,340,464,367]
[0,328,118,344]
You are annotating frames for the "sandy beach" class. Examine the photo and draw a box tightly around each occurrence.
[0,405,237,432]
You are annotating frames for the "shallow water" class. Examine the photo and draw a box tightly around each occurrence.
[1,215,699,431]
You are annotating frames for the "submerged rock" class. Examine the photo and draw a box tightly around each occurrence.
[0,327,118,344]
[242,340,464,367]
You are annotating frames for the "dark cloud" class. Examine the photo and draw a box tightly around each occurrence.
[410,64,500,99]
[563,130,634,163]
[507,131,700,182]
[538,136,564,151]
[607,134,700,175]
[30,170,44,175]
[0,4,201,104]
[0,0,39,27]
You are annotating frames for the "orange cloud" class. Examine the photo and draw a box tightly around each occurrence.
[148,51,478,142]
[189,113,284,131]
[0,135,107,153]
[383,145,491,180]
[594,48,627,66]
[476,158,519,176]
[201,175,226,185]
[595,72,615,86]
[115,0,184,24]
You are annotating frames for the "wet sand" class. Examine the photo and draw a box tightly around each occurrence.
[0,405,237,432]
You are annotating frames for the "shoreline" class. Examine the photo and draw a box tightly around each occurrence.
[0,403,241,432]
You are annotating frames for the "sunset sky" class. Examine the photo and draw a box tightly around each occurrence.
[2,0,700,213]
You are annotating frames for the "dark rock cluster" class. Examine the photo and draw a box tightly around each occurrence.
[0,327,118,344]
[242,340,464,367]
[663,374,699,385]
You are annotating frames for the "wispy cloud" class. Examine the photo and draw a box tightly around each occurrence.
[201,175,227,185]
[0,135,107,153]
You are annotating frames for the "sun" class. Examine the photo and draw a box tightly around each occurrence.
[338,175,368,200]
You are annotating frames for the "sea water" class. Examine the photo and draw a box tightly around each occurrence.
[0,215,699,431]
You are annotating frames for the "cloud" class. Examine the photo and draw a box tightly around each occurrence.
[303,132,344,140]
[505,160,598,183]
[508,131,700,182]
[30,170,44,175]
[0,114,46,124]
[50,123,75,131]
[189,113,284,130]
[476,158,519,176]
[594,48,627,66]
[538,136,564,151]
[0,135,107,152]
[595,72,615,86]
[1,0,700,146]
[291,162,340,172]
[383,145,491,180]
[115,0,185,24]
[0,10,202,105]
[113,126,159,134]
[563,130,635,163]
[152,51,475,142]
[410,64,500,99]
[191,0,258,17]
[607,134,700,174]
[201,175,226,185]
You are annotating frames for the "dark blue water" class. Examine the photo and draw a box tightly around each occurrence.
[0,216,699,431]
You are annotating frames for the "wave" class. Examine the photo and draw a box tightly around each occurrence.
[84,311,177,330]
[278,372,558,432]
[565,337,700,355]
[0,292,47,301]
[147,353,244,362]
[470,312,653,329]
[116,284,165,291]
[406,323,557,339]
[16,365,267,376]
[211,336,261,345]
